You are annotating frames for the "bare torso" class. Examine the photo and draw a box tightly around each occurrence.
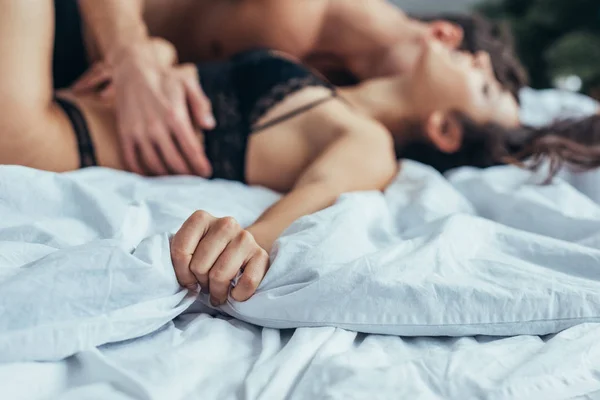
[137,0,405,82]
[141,0,327,62]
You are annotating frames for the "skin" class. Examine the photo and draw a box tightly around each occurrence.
[0,0,469,173]
[0,0,519,303]
[73,0,468,177]
[0,0,516,304]
[138,0,465,79]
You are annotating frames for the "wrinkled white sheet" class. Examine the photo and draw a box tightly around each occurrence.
[222,165,600,337]
[519,87,599,127]
[2,160,600,399]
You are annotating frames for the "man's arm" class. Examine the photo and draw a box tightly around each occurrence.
[78,0,148,63]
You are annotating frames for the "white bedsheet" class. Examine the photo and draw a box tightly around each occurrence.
[1,161,600,399]
[519,87,599,127]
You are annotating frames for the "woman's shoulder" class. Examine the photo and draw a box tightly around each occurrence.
[315,97,393,141]
[309,97,397,167]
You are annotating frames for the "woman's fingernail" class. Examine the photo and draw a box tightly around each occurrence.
[210,296,218,307]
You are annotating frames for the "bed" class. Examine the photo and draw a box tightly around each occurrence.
[1,89,600,400]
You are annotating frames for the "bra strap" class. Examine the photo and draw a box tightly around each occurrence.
[252,91,338,134]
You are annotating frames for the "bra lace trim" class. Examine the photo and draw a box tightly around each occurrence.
[248,75,332,128]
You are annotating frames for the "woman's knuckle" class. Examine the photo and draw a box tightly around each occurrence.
[192,209,208,218]
[217,217,239,232]
[238,230,254,244]
[256,248,269,261]
[191,210,210,223]
[170,248,189,267]
[190,263,205,277]
[208,267,226,283]
[241,273,260,290]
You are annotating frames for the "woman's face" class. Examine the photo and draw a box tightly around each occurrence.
[409,38,520,128]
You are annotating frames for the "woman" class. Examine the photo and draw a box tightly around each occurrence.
[165,46,600,306]
[7,30,600,305]
[47,40,520,237]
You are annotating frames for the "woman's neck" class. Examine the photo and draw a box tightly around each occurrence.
[337,77,417,138]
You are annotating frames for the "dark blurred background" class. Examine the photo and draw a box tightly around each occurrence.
[394,0,600,98]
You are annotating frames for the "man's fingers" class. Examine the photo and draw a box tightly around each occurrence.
[171,211,214,289]
[184,73,215,130]
[120,136,144,175]
[231,248,269,302]
[73,63,111,93]
[167,84,212,177]
[171,119,212,177]
[156,133,192,175]
[208,230,255,305]
[189,217,240,290]
[139,134,169,176]
[116,89,146,175]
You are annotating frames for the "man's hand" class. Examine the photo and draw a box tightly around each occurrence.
[78,0,215,177]
[76,40,215,177]
[73,37,177,100]
[171,211,270,305]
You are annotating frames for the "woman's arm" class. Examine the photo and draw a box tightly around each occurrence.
[169,123,396,305]
[247,127,397,253]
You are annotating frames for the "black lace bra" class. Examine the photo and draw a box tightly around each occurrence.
[198,49,337,183]
[56,49,337,178]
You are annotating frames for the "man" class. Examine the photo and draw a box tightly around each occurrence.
[68,0,525,178]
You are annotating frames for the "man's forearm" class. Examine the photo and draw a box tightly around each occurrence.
[79,0,149,61]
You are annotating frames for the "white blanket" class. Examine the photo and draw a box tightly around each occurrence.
[2,161,600,399]
[3,162,600,362]
[224,164,600,337]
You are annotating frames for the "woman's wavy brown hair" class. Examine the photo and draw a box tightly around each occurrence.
[399,114,600,182]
